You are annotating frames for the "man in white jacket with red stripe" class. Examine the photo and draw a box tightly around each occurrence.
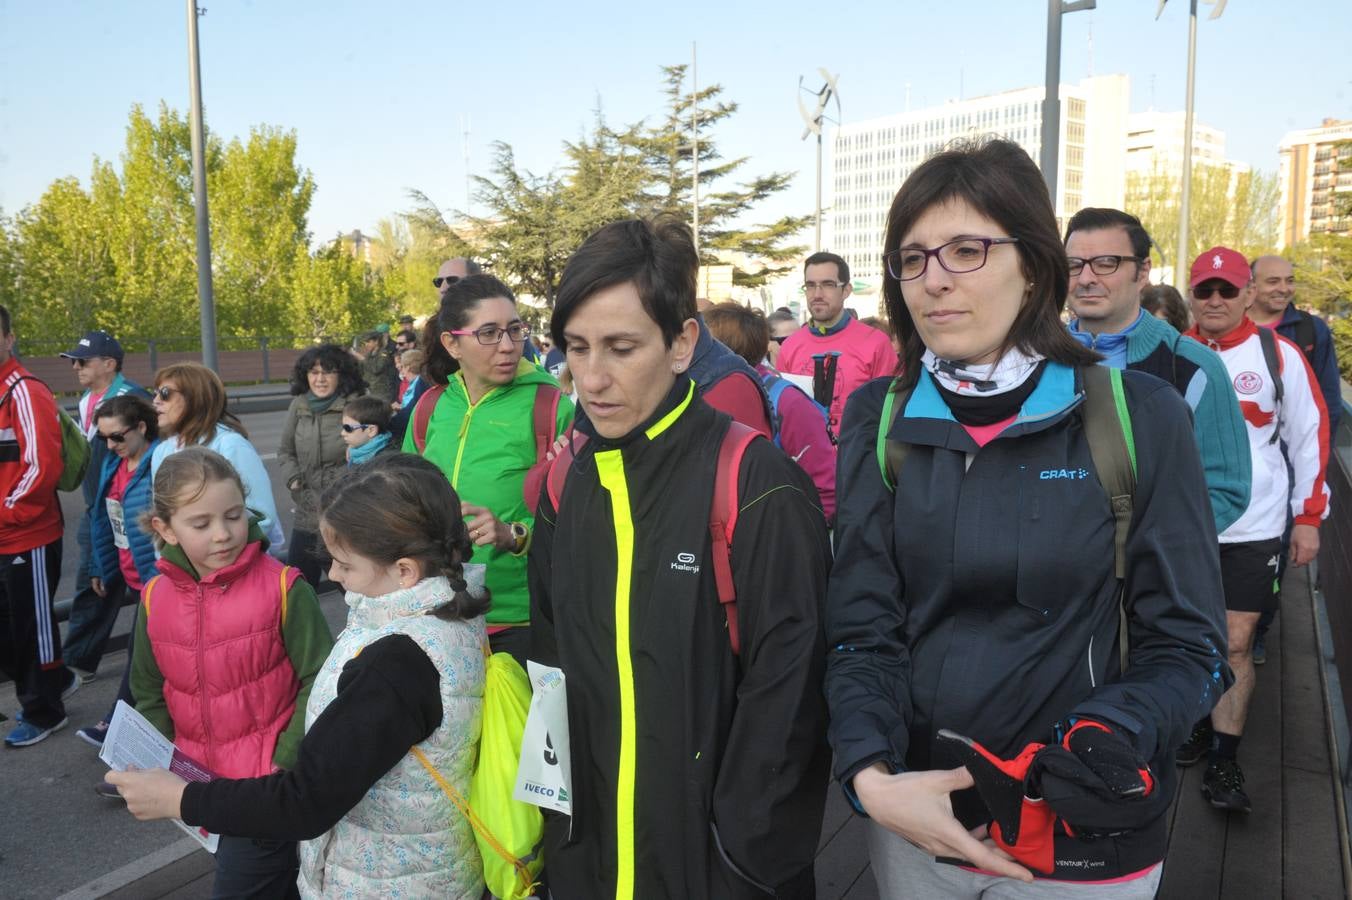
[1180,246,1330,813]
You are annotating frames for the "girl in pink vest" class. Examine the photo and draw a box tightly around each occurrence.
[129,447,334,899]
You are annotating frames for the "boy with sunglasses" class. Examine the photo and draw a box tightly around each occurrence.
[340,396,397,466]
[1181,246,1331,814]
[58,331,148,685]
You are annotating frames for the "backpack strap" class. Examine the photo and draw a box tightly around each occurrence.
[1079,366,1138,674]
[532,385,562,462]
[709,422,760,656]
[411,384,447,453]
[0,374,38,408]
[1293,310,1317,361]
[142,574,163,617]
[760,372,790,448]
[545,433,587,514]
[278,565,302,628]
[1256,327,1284,444]
[876,379,913,492]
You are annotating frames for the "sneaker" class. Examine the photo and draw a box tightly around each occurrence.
[1252,634,1267,666]
[94,780,125,801]
[1176,722,1213,767]
[77,722,109,749]
[71,666,98,684]
[4,717,69,747]
[1202,757,1252,813]
[60,670,81,702]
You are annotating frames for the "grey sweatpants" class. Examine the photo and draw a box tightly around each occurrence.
[866,820,1163,899]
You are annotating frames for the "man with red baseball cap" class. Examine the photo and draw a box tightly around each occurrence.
[1177,246,1330,813]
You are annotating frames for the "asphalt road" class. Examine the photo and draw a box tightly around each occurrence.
[0,407,327,900]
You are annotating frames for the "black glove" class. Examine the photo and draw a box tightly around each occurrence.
[1031,720,1170,836]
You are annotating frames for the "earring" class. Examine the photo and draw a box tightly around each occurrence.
[674,364,684,373]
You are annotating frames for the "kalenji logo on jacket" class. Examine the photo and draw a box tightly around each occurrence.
[670,552,700,574]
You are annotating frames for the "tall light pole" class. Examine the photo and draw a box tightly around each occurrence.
[1040,0,1096,211]
[691,42,699,256]
[186,1,217,371]
[798,70,840,253]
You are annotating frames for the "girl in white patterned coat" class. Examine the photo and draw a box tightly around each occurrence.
[110,453,488,899]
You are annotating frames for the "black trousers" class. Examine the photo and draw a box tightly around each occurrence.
[285,528,326,591]
[211,836,300,900]
[0,537,67,728]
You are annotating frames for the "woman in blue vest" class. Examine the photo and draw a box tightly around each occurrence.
[825,139,1231,896]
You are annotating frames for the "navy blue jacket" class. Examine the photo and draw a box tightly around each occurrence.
[90,441,161,588]
[825,363,1230,880]
[1275,305,1342,434]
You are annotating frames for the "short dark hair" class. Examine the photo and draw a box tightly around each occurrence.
[290,343,367,397]
[551,217,697,350]
[882,138,1098,389]
[319,454,489,620]
[1064,207,1152,261]
[342,395,392,432]
[395,329,418,344]
[804,251,850,284]
[94,393,159,441]
[767,309,798,328]
[703,303,769,368]
[424,274,518,385]
[1140,284,1191,333]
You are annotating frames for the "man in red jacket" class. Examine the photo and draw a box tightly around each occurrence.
[0,305,76,747]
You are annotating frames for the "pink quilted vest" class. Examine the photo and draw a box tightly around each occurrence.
[143,541,301,779]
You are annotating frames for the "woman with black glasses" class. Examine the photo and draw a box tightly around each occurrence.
[149,362,283,551]
[825,139,1229,897]
[278,344,367,586]
[405,273,572,665]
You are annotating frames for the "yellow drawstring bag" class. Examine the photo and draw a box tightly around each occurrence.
[415,651,543,900]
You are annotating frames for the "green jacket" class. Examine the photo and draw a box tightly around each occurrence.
[403,359,573,625]
[130,521,334,770]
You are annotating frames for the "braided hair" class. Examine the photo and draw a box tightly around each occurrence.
[318,453,490,620]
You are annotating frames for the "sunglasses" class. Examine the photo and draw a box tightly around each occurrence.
[96,427,135,444]
[341,423,374,433]
[154,385,181,401]
[433,275,461,289]
[1193,284,1242,300]
[770,335,789,345]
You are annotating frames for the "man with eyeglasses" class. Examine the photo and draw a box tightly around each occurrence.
[1064,208,1250,535]
[58,331,148,684]
[1178,245,1330,815]
[776,251,897,436]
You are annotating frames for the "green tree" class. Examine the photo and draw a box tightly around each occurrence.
[622,64,809,286]
[288,239,391,342]
[1126,163,1280,273]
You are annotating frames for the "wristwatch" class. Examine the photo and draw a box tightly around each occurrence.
[509,521,530,554]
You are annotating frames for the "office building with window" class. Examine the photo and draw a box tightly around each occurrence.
[1277,118,1352,248]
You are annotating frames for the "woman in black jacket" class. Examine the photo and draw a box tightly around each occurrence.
[529,217,832,900]
[825,139,1231,896]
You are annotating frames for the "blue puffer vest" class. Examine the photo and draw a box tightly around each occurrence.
[90,440,161,587]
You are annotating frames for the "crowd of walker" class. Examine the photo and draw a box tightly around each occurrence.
[0,137,1336,899]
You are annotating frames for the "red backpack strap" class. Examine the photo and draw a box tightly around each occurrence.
[532,385,562,462]
[709,422,759,656]
[545,432,587,514]
[411,384,446,453]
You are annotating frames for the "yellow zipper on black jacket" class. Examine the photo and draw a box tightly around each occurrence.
[593,381,694,900]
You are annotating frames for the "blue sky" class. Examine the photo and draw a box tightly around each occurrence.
[2,0,1349,244]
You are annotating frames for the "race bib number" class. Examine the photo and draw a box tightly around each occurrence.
[106,498,129,550]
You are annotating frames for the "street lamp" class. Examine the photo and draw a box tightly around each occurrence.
[1041,0,1096,209]
[799,70,841,254]
[186,1,218,371]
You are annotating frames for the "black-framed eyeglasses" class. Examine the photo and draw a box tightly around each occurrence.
[96,427,135,443]
[154,386,180,402]
[395,339,415,348]
[449,322,531,345]
[1192,283,1243,300]
[1067,255,1145,277]
[884,237,1020,281]
[433,275,460,289]
[802,280,846,293]
[341,423,374,433]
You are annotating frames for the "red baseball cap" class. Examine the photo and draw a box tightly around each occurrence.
[1189,246,1250,289]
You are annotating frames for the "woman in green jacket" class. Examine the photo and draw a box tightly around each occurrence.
[405,273,572,664]
[278,344,366,587]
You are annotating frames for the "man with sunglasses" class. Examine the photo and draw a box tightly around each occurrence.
[1180,245,1330,815]
[1064,208,1250,534]
[58,331,148,684]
